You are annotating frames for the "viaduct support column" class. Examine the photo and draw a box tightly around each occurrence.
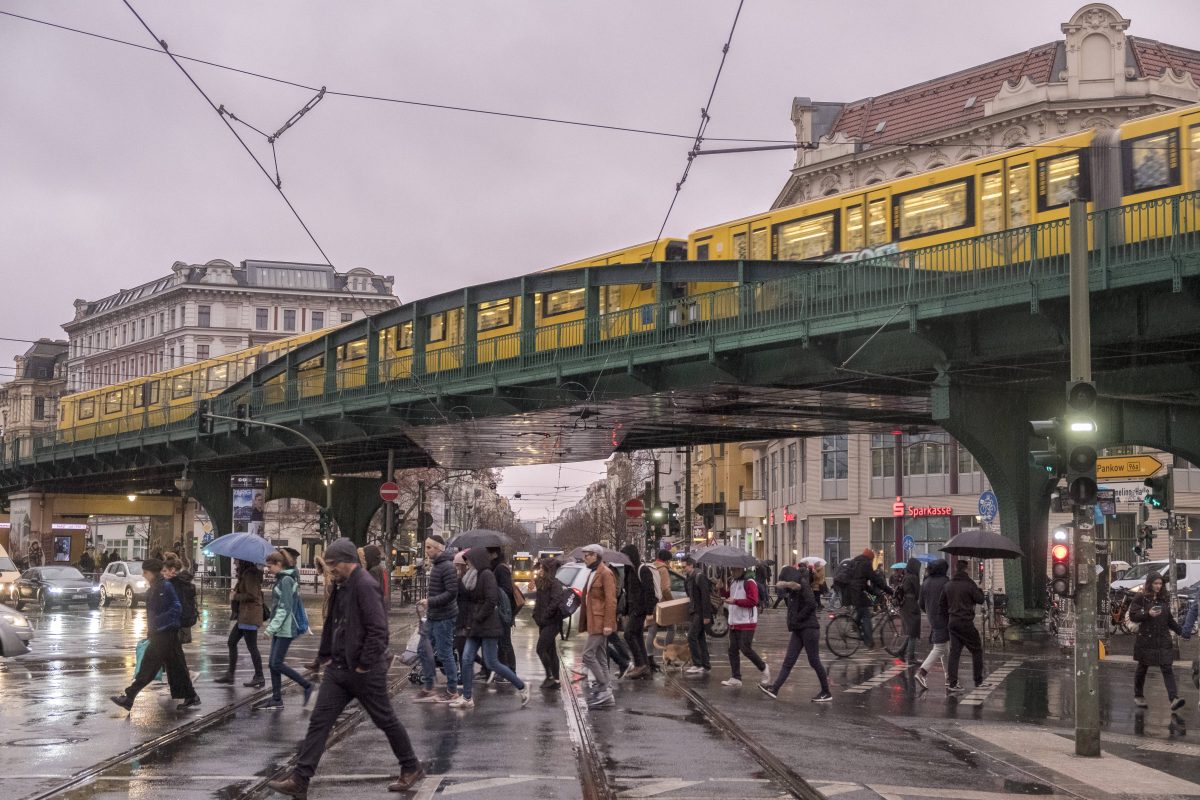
[933,382,1057,628]
[267,474,384,546]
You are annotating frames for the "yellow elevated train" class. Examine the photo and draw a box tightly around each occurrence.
[55,104,1200,442]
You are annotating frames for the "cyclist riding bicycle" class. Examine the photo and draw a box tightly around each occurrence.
[846,549,893,650]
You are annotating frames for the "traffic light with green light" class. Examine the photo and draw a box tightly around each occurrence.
[1143,467,1174,511]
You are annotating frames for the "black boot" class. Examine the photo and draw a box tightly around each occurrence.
[213,672,235,684]
[243,674,265,688]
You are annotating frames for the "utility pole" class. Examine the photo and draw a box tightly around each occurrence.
[384,449,395,568]
[1068,199,1100,758]
[684,448,693,556]
[653,457,662,549]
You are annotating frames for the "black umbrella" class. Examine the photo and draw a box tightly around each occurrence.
[695,545,759,568]
[448,529,512,550]
[566,546,632,566]
[940,528,1024,560]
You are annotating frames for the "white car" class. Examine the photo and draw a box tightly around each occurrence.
[0,602,33,651]
[99,560,148,607]
[1111,560,1200,606]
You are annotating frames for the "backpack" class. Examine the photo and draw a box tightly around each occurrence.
[292,584,310,635]
[176,580,198,629]
[497,588,514,626]
[642,563,662,603]
[832,559,854,590]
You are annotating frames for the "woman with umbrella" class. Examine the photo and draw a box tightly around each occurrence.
[694,547,772,689]
[214,559,266,688]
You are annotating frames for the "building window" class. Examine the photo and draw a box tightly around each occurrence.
[196,344,210,361]
[770,452,778,497]
[903,433,948,476]
[255,308,269,330]
[197,305,211,327]
[33,396,45,420]
[149,316,155,336]
[823,518,850,566]
[870,434,895,478]
[787,443,798,488]
[311,311,324,329]
[341,312,353,323]
[958,447,981,475]
[821,435,848,480]
[283,309,297,332]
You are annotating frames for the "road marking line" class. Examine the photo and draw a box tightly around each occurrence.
[617,779,702,797]
[843,662,908,693]
[867,786,1072,800]
[435,776,539,795]
[959,659,1021,706]
[412,775,445,800]
[809,782,861,797]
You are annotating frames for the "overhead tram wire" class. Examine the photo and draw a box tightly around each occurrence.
[651,0,746,246]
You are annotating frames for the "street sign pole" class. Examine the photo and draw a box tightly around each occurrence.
[1069,199,1100,758]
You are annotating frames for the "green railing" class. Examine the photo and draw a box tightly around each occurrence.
[4,190,1199,470]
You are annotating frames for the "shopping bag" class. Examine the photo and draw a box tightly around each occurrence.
[397,628,422,666]
[134,638,163,681]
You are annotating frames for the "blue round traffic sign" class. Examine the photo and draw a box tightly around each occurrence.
[978,490,998,523]
[902,535,915,551]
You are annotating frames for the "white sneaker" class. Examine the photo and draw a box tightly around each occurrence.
[760,664,771,685]
[720,678,742,687]
[518,686,530,707]
[684,665,704,675]
[448,696,475,709]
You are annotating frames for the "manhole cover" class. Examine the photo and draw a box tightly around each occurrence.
[6,737,88,747]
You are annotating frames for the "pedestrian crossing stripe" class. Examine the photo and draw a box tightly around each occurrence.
[959,660,1021,706]
[843,662,909,693]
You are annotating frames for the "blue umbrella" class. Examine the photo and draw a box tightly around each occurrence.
[205,532,276,564]
[890,562,908,570]
[913,553,938,564]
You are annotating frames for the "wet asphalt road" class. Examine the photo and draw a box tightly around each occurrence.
[2,597,1199,799]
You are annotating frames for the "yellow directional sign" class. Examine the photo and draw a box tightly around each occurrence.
[1096,455,1162,480]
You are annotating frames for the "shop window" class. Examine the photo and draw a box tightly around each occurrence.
[774,213,837,260]
[894,179,972,239]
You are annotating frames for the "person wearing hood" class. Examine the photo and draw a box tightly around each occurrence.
[256,549,314,711]
[579,544,618,707]
[940,560,985,692]
[448,547,529,710]
[898,558,923,665]
[620,544,657,680]
[1129,571,1186,711]
[759,564,830,702]
[915,559,951,690]
[532,556,567,688]
[414,535,460,704]
[362,544,389,613]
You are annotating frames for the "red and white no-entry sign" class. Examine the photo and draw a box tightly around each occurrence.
[624,498,645,518]
[380,482,400,503]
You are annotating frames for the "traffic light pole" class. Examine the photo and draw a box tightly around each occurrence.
[1069,200,1100,758]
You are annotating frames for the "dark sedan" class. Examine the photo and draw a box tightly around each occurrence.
[13,567,101,610]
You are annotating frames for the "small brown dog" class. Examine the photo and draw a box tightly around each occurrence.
[661,642,693,670]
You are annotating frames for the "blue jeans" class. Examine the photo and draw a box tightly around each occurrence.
[460,637,523,699]
[420,617,459,693]
[268,636,311,702]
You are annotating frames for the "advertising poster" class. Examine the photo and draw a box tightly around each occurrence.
[231,474,268,537]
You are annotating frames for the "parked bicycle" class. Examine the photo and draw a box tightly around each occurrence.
[824,598,903,658]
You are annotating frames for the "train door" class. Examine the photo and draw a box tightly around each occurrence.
[1180,111,1200,237]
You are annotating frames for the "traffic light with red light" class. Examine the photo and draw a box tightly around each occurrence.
[1050,526,1073,597]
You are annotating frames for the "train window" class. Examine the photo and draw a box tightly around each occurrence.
[79,398,95,420]
[750,228,768,259]
[139,381,160,407]
[867,200,889,246]
[104,390,123,414]
[1036,150,1090,211]
[542,288,585,318]
[478,299,513,332]
[339,340,367,361]
[205,363,228,393]
[1191,126,1200,189]
[695,241,710,260]
[732,231,749,259]
[1122,129,1180,195]
[1008,164,1032,227]
[894,178,973,240]
[981,172,1003,233]
[171,373,193,400]
[845,206,865,251]
[774,213,837,260]
[429,312,447,342]
[400,322,413,349]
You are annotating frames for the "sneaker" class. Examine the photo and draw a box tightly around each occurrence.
[447,696,475,710]
[518,686,530,707]
[486,672,498,684]
[720,678,743,687]
[110,694,133,711]
[436,691,461,703]
[586,690,615,708]
[176,695,201,712]
[758,683,778,700]
[760,664,771,685]
[915,669,928,690]
[684,665,705,675]
[811,691,833,703]
[412,688,440,703]
[302,683,314,706]
[1171,697,1186,712]
[1134,696,1148,708]
[254,698,284,711]
[946,683,965,694]
[388,768,426,792]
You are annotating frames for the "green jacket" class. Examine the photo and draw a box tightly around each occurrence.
[266,568,300,639]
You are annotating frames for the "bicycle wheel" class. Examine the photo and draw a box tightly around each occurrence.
[825,614,859,658]
[875,613,904,656]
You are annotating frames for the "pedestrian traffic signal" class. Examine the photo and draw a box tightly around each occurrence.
[197,399,214,435]
[235,403,250,436]
[1063,380,1098,506]
[1143,467,1174,511]
[1050,526,1073,597]
[318,507,333,541]
[1028,418,1066,476]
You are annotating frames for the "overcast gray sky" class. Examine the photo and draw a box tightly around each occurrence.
[2,1,1193,521]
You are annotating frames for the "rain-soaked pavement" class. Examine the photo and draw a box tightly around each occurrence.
[2,593,1199,800]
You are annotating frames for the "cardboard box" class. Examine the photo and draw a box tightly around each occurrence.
[655,597,690,627]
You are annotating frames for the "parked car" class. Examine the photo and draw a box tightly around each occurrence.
[0,602,34,649]
[1111,560,1200,600]
[99,560,148,607]
[12,566,100,610]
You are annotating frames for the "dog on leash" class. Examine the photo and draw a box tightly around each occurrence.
[661,642,693,670]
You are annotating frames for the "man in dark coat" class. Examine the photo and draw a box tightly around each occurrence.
[620,544,656,679]
[111,558,197,711]
[269,538,424,797]
[488,547,519,675]
[1130,571,1186,711]
[759,565,830,702]
[915,559,951,690]
[848,548,892,649]
[414,534,459,703]
[682,556,713,675]
[898,558,922,664]
[940,559,985,692]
